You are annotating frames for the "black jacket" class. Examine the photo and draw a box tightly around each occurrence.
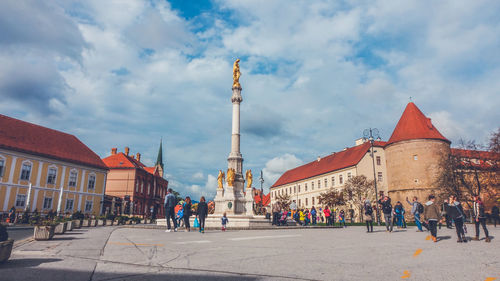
[197,202,208,217]
[183,202,192,217]
[378,198,392,214]
[492,206,499,216]
[447,201,465,220]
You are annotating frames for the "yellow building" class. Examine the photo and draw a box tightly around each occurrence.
[0,114,108,215]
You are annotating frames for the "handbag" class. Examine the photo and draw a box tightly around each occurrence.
[193,217,200,228]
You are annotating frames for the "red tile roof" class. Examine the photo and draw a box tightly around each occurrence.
[144,167,157,175]
[254,193,270,206]
[387,102,449,145]
[451,148,499,160]
[0,114,107,170]
[102,153,146,169]
[271,141,386,188]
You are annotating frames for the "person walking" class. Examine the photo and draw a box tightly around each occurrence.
[323,206,331,226]
[406,196,424,232]
[492,204,500,228]
[272,201,281,226]
[439,199,452,229]
[447,195,467,243]
[183,196,192,232]
[472,195,491,242]
[311,206,317,225]
[378,196,393,232]
[339,210,346,228]
[364,200,374,233]
[8,206,16,224]
[164,188,178,232]
[221,212,228,231]
[423,195,441,242]
[394,202,404,229]
[197,196,208,233]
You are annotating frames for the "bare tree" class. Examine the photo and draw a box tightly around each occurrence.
[318,189,345,209]
[342,175,376,222]
[275,193,291,211]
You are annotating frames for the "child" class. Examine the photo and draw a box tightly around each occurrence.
[221,212,229,231]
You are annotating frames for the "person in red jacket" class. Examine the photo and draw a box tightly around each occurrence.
[323,206,331,226]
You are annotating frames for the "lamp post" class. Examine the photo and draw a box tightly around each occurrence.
[259,170,264,214]
[363,128,382,226]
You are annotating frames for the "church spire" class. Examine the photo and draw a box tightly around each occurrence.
[155,139,164,177]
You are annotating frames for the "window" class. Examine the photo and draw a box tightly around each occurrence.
[311,182,314,190]
[298,199,301,206]
[289,187,292,194]
[376,156,381,165]
[298,185,301,193]
[413,155,418,161]
[318,180,321,189]
[294,186,296,193]
[84,200,93,212]
[379,191,384,198]
[65,199,74,211]
[324,179,327,188]
[0,159,5,177]
[414,179,419,183]
[378,172,383,182]
[43,197,53,209]
[15,194,26,207]
[312,197,315,205]
[87,174,96,189]
[348,190,353,200]
[47,168,57,184]
[347,172,352,180]
[339,175,343,185]
[68,170,78,187]
[305,183,307,191]
[285,189,288,196]
[305,198,308,206]
[20,163,31,180]
[331,177,335,186]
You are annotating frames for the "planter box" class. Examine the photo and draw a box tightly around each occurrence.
[34,226,56,241]
[0,239,14,263]
[97,219,105,226]
[106,220,114,226]
[82,219,90,227]
[90,220,97,227]
[67,221,73,231]
[54,222,68,234]
[73,220,81,229]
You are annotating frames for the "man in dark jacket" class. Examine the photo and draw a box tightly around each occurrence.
[491,204,499,228]
[472,195,490,242]
[447,195,467,243]
[164,188,177,232]
[378,196,393,232]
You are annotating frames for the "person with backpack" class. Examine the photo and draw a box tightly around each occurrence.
[406,196,424,232]
[164,188,178,232]
[472,195,491,242]
[339,210,346,228]
[394,201,404,229]
[364,200,374,233]
[423,194,442,242]
[447,195,467,243]
[311,206,317,225]
[378,196,393,232]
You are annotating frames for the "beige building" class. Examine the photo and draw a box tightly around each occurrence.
[0,114,108,215]
[270,102,453,221]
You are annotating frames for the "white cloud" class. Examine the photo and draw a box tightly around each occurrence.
[263,154,303,191]
[192,172,204,181]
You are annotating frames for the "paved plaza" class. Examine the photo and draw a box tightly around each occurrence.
[1,225,499,281]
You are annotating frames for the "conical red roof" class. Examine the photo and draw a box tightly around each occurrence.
[387,102,449,145]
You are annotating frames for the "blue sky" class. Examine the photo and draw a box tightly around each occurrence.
[1,0,499,200]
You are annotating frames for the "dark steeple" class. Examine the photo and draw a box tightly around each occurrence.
[155,139,164,170]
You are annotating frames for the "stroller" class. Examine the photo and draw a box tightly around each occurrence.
[279,212,288,226]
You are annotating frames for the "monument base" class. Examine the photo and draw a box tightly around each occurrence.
[156,215,270,230]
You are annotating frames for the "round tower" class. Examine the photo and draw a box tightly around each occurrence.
[385,103,451,204]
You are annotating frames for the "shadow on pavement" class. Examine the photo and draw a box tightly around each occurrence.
[51,236,83,241]
[438,235,451,241]
[0,258,62,269]
[0,267,260,281]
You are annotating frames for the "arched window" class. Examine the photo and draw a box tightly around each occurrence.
[20,160,33,181]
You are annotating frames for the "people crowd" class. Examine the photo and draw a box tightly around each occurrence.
[163,188,497,242]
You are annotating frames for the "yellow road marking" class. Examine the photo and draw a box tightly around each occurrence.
[413,248,422,257]
[401,270,411,279]
[484,278,497,281]
[425,235,431,240]
[108,242,164,247]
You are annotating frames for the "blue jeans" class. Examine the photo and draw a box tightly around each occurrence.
[414,213,422,231]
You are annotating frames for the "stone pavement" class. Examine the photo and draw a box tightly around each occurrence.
[1,225,499,280]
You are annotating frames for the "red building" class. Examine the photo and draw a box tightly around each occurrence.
[102,142,168,218]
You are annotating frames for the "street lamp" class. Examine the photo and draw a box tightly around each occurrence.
[259,170,264,214]
[363,128,382,226]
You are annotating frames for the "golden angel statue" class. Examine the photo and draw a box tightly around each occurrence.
[217,170,225,189]
[226,168,235,187]
[232,59,241,88]
[245,170,253,189]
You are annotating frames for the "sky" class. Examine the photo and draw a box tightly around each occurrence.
[1,0,499,200]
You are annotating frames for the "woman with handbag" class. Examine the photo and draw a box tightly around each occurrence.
[447,195,467,243]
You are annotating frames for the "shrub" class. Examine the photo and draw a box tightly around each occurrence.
[105,213,116,221]
[0,224,8,242]
[71,211,84,220]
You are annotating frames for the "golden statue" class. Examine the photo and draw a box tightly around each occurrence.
[232,59,241,88]
[217,170,225,189]
[226,168,235,187]
[245,170,253,189]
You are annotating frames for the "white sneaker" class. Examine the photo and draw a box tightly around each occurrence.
[174,228,178,232]
[165,229,171,232]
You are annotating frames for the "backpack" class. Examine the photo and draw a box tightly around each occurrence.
[365,205,373,215]
[417,203,424,214]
